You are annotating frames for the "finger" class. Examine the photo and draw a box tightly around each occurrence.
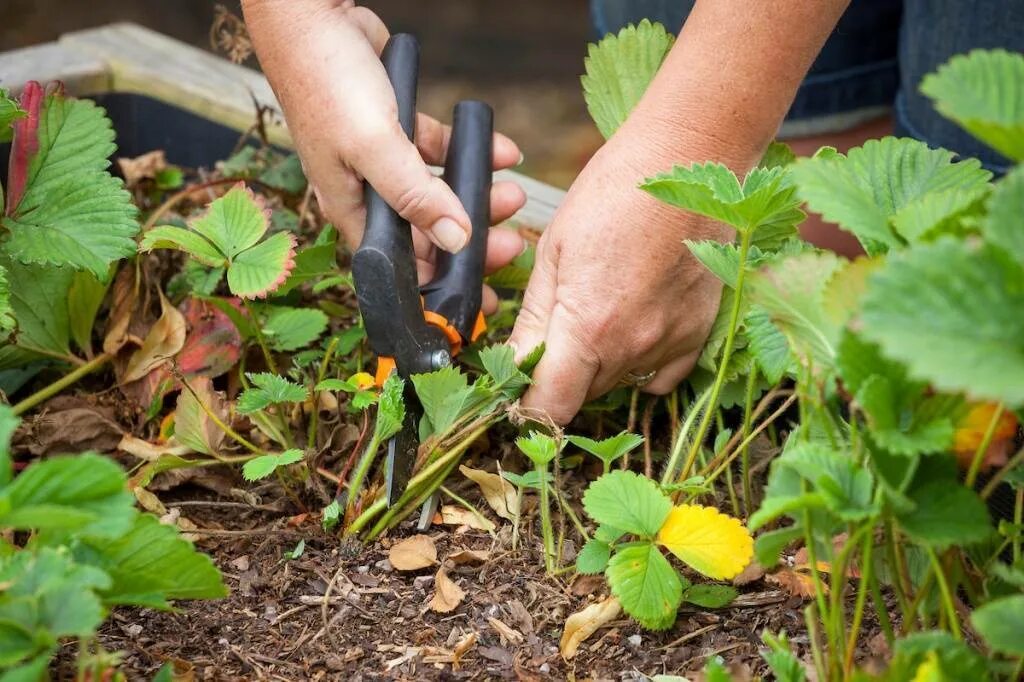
[485,228,526,274]
[345,5,390,53]
[490,181,527,225]
[519,304,601,425]
[415,113,522,169]
[644,352,699,395]
[482,284,499,315]
[508,237,557,364]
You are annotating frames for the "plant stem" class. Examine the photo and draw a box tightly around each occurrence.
[804,603,827,682]
[661,386,712,486]
[844,529,874,678]
[981,444,1024,499]
[884,519,914,626]
[12,352,112,415]
[1015,488,1023,564]
[927,548,961,640]
[739,367,759,517]
[966,403,1005,488]
[537,461,556,574]
[307,336,339,447]
[680,229,753,480]
[242,299,278,374]
[868,568,895,646]
[702,393,797,485]
[551,483,590,540]
[345,434,381,516]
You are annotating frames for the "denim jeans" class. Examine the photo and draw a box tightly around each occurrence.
[589,0,1024,173]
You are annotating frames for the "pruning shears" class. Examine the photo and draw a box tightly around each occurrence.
[351,34,492,518]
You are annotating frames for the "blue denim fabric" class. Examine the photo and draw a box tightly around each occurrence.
[589,0,1023,173]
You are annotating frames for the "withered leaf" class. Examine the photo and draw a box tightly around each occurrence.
[123,290,186,383]
[428,567,465,613]
[388,534,438,571]
[560,596,622,660]
[459,464,518,522]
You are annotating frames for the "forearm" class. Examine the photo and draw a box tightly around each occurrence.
[620,0,850,170]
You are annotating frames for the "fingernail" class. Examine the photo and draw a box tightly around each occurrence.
[517,152,525,166]
[430,217,469,252]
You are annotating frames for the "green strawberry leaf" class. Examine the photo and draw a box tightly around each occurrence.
[746,251,844,376]
[861,238,1024,406]
[581,19,674,139]
[791,138,991,255]
[898,477,992,548]
[642,163,802,235]
[516,431,561,467]
[745,307,793,384]
[970,594,1024,655]
[582,470,671,537]
[242,449,304,482]
[682,584,737,609]
[606,543,683,630]
[0,88,24,144]
[262,306,328,352]
[237,372,308,414]
[2,83,139,276]
[74,513,227,607]
[478,344,531,397]
[0,453,135,539]
[920,49,1024,162]
[411,365,475,436]
[140,226,226,267]
[575,537,611,575]
[567,432,644,468]
[982,164,1024,264]
[373,373,406,443]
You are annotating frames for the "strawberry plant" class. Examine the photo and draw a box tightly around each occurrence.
[0,406,225,677]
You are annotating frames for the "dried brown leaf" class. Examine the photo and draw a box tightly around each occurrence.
[123,291,186,383]
[560,596,621,660]
[459,464,518,521]
[440,504,495,531]
[388,534,438,571]
[118,434,192,461]
[117,150,168,187]
[428,567,465,613]
[13,399,122,457]
[448,549,490,565]
[766,567,827,598]
[732,560,767,586]
[488,617,523,645]
[452,631,477,667]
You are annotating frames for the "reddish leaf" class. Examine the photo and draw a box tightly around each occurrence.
[177,297,242,378]
[5,81,44,214]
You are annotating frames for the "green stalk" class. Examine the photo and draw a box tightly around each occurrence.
[966,403,1005,488]
[927,548,961,640]
[242,299,278,374]
[844,529,874,678]
[345,433,382,516]
[537,461,556,574]
[804,603,827,682]
[801,506,832,656]
[739,366,759,516]
[661,386,712,486]
[12,352,112,416]
[680,227,753,480]
[551,482,590,541]
[868,567,895,646]
[884,519,914,625]
[441,485,496,537]
[307,336,339,447]
[1015,488,1022,564]
[981,445,1024,500]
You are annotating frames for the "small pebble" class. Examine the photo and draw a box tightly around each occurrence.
[126,624,143,637]
[374,558,394,572]
[627,634,642,648]
[413,575,434,590]
[539,663,550,674]
[356,564,370,574]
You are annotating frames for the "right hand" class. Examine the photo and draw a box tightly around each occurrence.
[242,0,527,311]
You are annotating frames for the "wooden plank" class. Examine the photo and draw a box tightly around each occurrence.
[0,41,110,95]
[11,22,563,229]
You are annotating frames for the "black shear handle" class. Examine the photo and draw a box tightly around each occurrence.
[421,101,494,341]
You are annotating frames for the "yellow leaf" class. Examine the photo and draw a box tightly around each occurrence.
[560,597,621,660]
[428,567,465,613]
[656,504,753,580]
[911,652,942,682]
[388,534,437,571]
[459,465,518,522]
[351,372,376,391]
[952,402,1017,471]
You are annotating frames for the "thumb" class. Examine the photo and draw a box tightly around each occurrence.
[355,126,472,253]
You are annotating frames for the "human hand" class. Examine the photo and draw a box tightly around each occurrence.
[242,0,527,312]
[508,127,733,424]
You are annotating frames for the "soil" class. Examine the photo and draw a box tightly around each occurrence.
[46,470,886,681]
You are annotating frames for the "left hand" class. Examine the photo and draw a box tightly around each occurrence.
[508,125,732,424]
